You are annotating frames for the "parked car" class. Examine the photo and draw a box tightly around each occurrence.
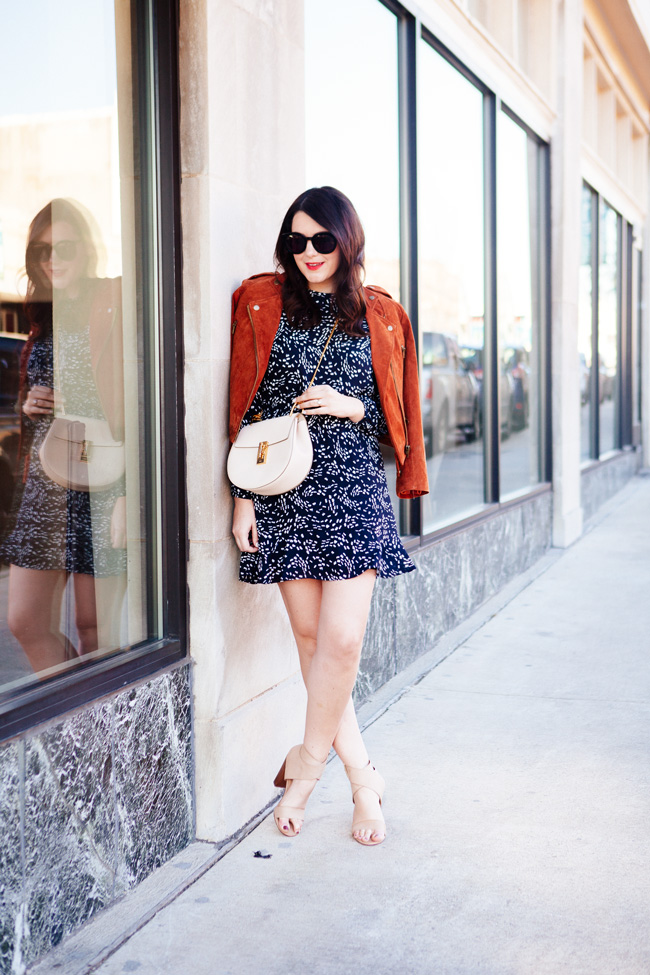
[459,345,516,439]
[0,332,27,532]
[502,346,530,430]
[421,332,480,457]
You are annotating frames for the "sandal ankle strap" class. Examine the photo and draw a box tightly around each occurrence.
[344,761,385,802]
[284,744,327,782]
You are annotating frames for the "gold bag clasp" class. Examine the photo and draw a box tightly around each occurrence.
[80,440,90,463]
[257,441,268,465]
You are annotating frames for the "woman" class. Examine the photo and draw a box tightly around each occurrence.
[229,187,427,846]
[2,198,126,674]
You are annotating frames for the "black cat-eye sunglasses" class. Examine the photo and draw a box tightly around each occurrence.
[282,231,338,255]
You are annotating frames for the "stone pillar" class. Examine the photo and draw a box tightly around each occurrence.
[179,0,307,841]
[550,0,584,546]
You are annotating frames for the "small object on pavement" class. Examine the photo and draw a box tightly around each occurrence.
[253,849,272,859]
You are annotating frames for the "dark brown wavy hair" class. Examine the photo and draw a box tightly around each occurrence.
[274,186,366,335]
[23,198,98,340]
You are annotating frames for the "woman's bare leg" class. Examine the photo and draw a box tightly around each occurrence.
[72,573,98,656]
[8,565,68,672]
[94,572,127,651]
[73,572,127,657]
[279,582,371,766]
[277,570,378,836]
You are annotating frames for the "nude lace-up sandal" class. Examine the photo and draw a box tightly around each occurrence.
[273,744,327,837]
[345,761,386,846]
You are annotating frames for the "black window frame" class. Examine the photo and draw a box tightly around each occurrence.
[410,24,552,549]
[0,0,187,742]
[581,180,635,464]
[321,0,552,550]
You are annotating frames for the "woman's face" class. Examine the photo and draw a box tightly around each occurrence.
[33,220,87,297]
[290,211,341,293]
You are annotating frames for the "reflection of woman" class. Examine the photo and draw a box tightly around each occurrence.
[2,199,126,673]
[229,187,427,845]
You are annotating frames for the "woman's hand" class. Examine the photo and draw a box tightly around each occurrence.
[111,496,127,549]
[294,384,365,423]
[232,497,259,552]
[23,385,55,419]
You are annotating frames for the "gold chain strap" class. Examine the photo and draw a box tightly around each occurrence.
[289,318,339,417]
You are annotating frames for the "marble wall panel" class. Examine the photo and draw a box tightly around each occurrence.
[0,664,193,974]
[581,452,640,523]
[0,743,22,975]
[113,669,193,893]
[355,577,396,703]
[354,494,553,705]
[22,705,115,967]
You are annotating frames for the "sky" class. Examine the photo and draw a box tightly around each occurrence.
[0,0,116,116]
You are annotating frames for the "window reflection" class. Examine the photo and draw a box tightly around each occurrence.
[497,112,542,496]
[1,200,126,674]
[0,0,157,693]
[599,202,619,454]
[419,43,485,533]
[579,184,595,461]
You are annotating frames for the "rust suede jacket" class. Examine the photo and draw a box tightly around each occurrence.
[228,273,428,499]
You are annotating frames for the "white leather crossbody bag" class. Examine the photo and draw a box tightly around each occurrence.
[227,320,338,496]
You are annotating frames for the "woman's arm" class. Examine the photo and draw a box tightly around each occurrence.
[22,384,54,419]
[232,496,259,552]
[294,385,365,422]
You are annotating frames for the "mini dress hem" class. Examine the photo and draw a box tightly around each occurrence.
[239,555,416,586]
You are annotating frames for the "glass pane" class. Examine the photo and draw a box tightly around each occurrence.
[305,0,400,301]
[599,202,619,454]
[419,44,485,533]
[0,0,160,695]
[305,0,403,522]
[579,184,595,461]
[497,112,542,496]
[636,247,643,430]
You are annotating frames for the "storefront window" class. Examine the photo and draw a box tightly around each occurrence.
[0,1,166,701]
[598,201,619,454]
[579,184,595,461]
[305,5,552,537]
[496,111,542,496]
[418,42,485,533]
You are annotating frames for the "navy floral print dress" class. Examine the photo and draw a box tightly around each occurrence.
[1,326,126,578]
[231,291,414,584]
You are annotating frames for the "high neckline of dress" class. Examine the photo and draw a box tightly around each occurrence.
[308,289,334,301]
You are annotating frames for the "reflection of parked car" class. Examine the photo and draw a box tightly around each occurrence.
[502,346,530,430]
[599,355,615,401]
[421,332,480,457]
[579,352,590,405]
[459,345,516,438]
[580,354,613,404]
[0,332,27,530]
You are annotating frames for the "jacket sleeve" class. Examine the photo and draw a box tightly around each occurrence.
[395,306,428,500]
[356,376,388,438]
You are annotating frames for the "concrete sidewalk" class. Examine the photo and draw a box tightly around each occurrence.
[36,476,650,975]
